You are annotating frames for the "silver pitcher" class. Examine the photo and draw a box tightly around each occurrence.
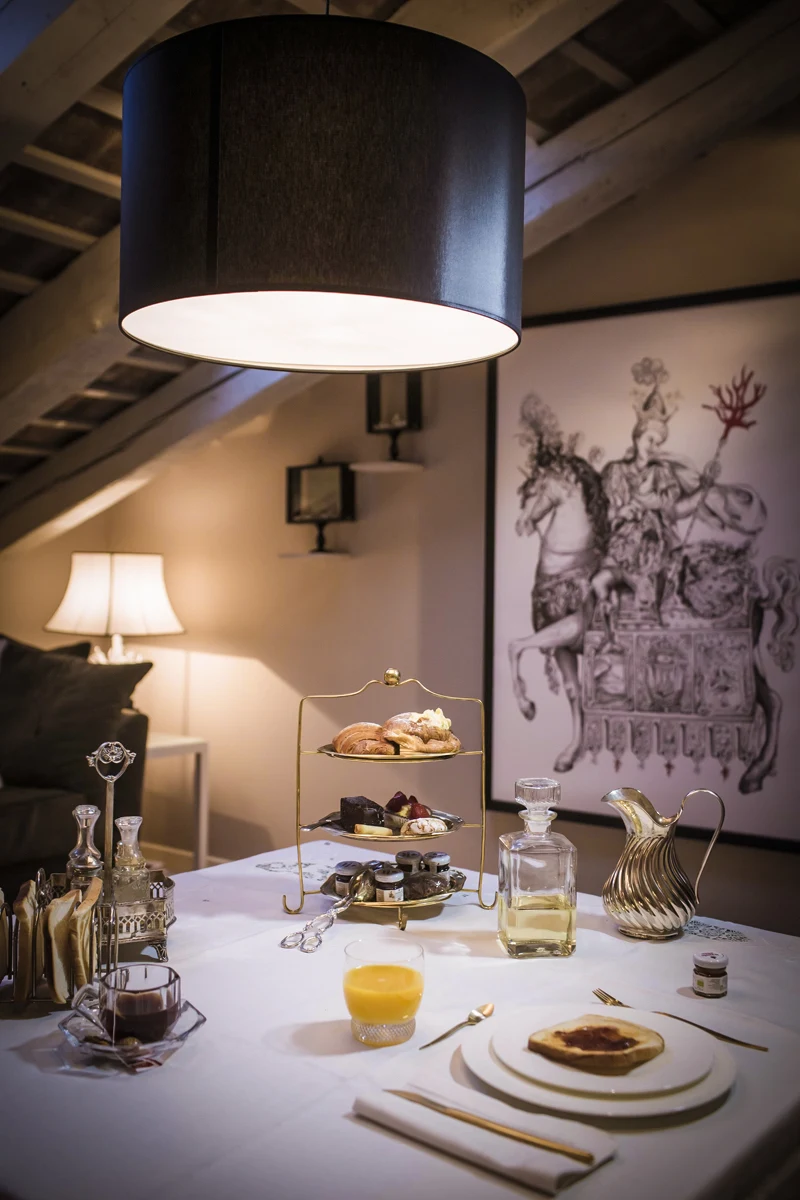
[601,787,725,940]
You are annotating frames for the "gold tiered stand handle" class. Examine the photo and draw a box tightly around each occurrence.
[282,667,496,920]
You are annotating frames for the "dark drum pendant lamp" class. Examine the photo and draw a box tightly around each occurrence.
[119,15,526,374]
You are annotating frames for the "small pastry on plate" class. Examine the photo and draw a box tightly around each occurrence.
[401,816,448,836]
[382,709,461,755]
[404,873,451,900]
[527,1013,665,1073]
[332,723,396,756]
[339,795,386,832]
[384,792,432,830]
[354,824,393,837]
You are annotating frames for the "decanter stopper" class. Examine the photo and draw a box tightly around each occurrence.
[515,777,560,827]
[66,805,103,884]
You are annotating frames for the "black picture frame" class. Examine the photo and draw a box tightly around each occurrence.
[483,279,800,853]
[286,459,356,525]
[366,372,423,460]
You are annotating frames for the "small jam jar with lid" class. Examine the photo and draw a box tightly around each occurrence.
[421,851,450,883]
[334,861,363,898]
[693,950,728,998]
[395,850,423,876]
[374,868,405,903]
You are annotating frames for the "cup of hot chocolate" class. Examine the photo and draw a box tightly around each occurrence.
[73,963,181,1043]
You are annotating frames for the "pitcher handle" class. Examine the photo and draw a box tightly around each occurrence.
[683,789,726,901]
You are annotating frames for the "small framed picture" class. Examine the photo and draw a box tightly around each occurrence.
[286,459,355,525]
[366,373,422,435]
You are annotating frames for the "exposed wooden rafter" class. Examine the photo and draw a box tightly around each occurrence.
[0,205,96,251]
[81,87,124,122]
[523,0,800,254]
[663,0,723,37]
[0,268,39,296]
[13,145,122,199]
[559,39,633,92]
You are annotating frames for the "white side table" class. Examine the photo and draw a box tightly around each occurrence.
[145,732,210,869]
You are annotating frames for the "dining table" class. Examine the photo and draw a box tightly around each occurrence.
[1,839,799,1200]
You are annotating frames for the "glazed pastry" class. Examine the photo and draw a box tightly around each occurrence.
[382,709,461,755]
[339,795,386,832]
[401,817,448,836]
[448,869,466,892]
[332,723,396,756]
[69,877,102,992]
[44,889,80,1004]
[12,880,37,1003]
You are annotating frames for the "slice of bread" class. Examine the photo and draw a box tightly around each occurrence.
[45,890,80,1004]
[527,1013,665,1073]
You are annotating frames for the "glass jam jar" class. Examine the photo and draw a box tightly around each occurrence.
[334,861,363,898]
[374,869,405,903]
[421,851,450,882]
[693,950,728,997]
[395,850,423,876]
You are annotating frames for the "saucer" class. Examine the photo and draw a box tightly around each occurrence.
[59,999,206,1067]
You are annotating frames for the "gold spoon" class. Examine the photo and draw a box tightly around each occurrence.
[419,1003,495,1050]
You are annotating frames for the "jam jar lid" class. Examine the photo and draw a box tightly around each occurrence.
[335,861,363,876]
[422,851,450,865]
[396,850,423,863]
[693,950,728,970]
[374,869,404,884]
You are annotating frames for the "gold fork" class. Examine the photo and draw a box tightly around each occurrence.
[593,988,768,1051]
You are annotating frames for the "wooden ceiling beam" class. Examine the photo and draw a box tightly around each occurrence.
[0,367,323,552]
[81,86,124,122]
[0,205,96,250]
[0,268,39,296]
[0,1,191,172]
[663,0,722,37]
[559,40,633,92]
[523,0,800,255]
[14,146,122,199]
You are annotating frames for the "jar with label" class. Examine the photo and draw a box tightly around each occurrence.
[334,861,363,898]
[693,950,728,998]
[422,851,450,883]
[374,869,405,903]
[396,850,423,876]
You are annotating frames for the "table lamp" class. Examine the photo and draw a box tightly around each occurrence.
[45,552,184,663]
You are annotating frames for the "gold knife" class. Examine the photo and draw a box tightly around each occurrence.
[386,1090,595,1166]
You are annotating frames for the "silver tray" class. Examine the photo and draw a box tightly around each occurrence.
[304,807,463,841]
[320,875,454,910]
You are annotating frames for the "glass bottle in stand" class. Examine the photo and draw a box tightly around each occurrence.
[66,804,104,886]
[498,777,577,957]
[111,816,150,904]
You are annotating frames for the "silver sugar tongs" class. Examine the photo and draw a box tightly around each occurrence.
[280,863,376,953]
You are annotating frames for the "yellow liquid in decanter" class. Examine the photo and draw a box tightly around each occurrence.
[498,893,576,957]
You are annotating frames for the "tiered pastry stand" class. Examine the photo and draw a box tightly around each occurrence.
[282,667,496,929]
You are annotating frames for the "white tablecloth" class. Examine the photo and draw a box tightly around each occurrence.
[1,841,799,1200]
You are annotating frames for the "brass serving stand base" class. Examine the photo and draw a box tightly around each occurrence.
[282,667,497,928]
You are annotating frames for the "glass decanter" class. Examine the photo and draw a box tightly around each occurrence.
[66,804,103,885]
[111,816,150,904]
[498,777,577,957]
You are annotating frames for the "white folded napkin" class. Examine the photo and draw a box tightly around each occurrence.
[353,1068,616,1195]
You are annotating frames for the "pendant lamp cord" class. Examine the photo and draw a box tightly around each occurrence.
[325,0,330,12]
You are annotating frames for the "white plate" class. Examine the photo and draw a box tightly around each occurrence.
[491,1005,714,1097]
[461,1012,736,1119]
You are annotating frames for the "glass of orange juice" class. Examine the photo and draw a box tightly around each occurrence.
[343,938,425,1047]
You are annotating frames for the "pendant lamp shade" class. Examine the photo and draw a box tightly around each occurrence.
[119,16,526,373]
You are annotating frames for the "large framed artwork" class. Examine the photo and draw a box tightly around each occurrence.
[486,284,800,846]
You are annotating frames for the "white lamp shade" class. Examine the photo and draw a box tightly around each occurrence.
[45,553,184,638]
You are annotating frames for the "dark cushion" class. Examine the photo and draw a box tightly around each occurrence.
[0,635,151,801]
[48,641,93,659]
[0,785,87,865]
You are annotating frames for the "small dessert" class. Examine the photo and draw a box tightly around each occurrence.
[382,708,461,755]
[395,850,423,875]
[527,1014,665,1073]
[354,824,393,837]
[332,723,396,756]
[404,873,451,900]
[401,817,448,836]
[339,795,385,832]
[384,792,432,830]
[448,868,466,892]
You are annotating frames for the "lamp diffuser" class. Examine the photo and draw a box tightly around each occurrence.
[119,16,526,373]
[45,553,184,637]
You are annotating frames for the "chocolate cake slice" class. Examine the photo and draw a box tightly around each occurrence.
[339,796,386,833]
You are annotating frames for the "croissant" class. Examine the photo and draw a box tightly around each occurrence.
[382,709,461,755]
[332,722,397,756]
